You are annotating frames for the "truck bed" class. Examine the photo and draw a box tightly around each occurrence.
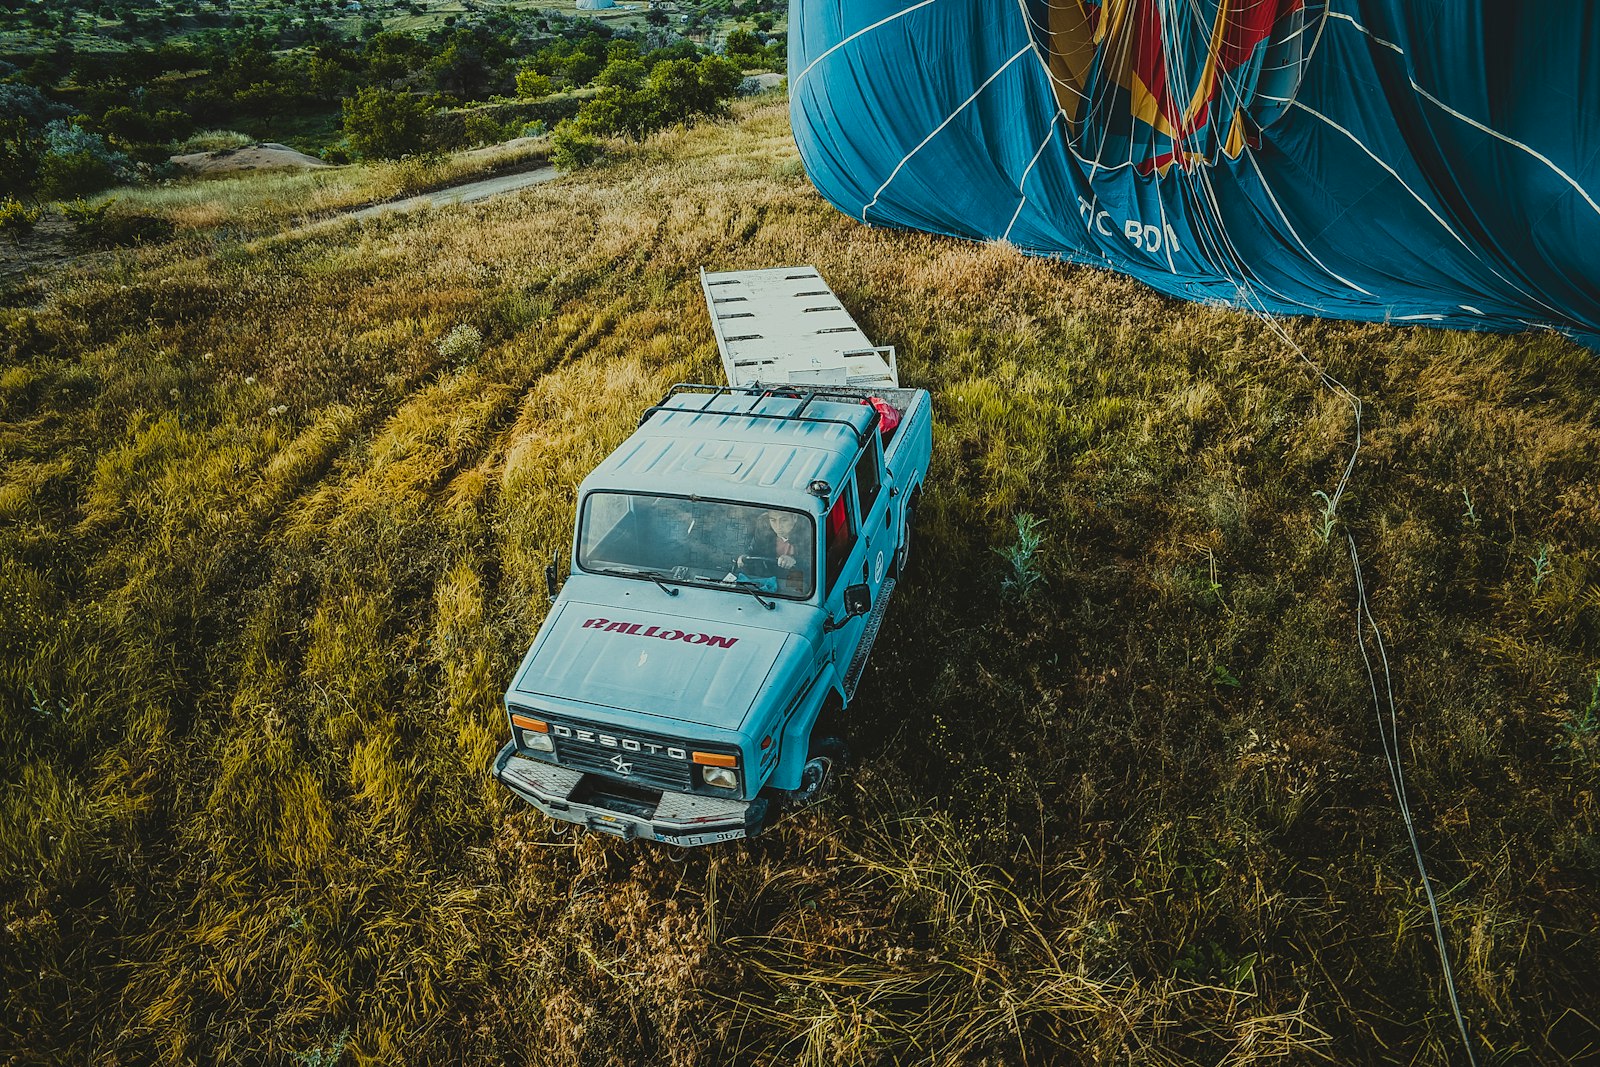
[700,266,899,389]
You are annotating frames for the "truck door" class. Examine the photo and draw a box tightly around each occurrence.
[821,437,894,693]
[851,434,893,600]
[822,481,865,676]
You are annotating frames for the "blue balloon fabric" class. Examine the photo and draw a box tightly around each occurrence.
[788,1,1600,347]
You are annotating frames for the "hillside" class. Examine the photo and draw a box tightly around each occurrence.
[2,97,1598,1064]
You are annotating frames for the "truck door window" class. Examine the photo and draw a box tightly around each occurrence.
[824,486,858,594]
[854,441,883,516]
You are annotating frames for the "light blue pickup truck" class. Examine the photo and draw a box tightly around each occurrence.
[491,381,932,845]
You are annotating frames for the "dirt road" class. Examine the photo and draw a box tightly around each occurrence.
[287,165,562,238]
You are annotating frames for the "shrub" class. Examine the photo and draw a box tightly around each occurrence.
[461,111,504,147]
[60,197,173,247]
[436,324,483,367]
[38,150,119,200]
[571,56,745,143]
[0,84,68,128]
[549,120,600,171]
[725,28,761,58]
[596,58,646,91]
[2,118,44,199]
[341,86,435,161]
[515,69,553,100]
[0,196,41,237]
[60,197,111,230]
[37,120,134,200]
[175,130,254,154]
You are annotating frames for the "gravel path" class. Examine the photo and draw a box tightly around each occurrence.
[285,165,561,238]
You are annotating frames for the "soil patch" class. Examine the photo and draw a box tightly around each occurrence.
[170,142,332,175]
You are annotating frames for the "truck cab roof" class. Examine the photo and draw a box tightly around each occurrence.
[579,386,879,508]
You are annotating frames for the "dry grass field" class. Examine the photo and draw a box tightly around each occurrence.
[2,97,1598,1065]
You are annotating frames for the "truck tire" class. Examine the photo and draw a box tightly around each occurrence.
[784,736,848,809]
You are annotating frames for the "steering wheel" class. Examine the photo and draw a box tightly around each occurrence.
[736,555,780,580]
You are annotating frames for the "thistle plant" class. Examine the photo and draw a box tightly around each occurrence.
[436,323,483,367]
[1530,543,1553,594]
[1560,670,1600,765]
[1311,490,1337,543]
[996,512,1045,600]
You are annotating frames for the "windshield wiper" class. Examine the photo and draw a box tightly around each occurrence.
[594,567,679,596]
[636,570,681,596]
[723,576,776,610]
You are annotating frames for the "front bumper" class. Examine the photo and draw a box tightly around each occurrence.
[492,742,768,846]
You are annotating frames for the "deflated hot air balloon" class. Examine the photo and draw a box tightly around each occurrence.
[788,1,1600,346]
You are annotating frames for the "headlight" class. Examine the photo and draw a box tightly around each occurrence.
[701,765,739,789]
[511,712,553,753]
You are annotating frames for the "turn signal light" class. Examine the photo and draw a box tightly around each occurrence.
[511,714,548,733]
[692,751,737,768]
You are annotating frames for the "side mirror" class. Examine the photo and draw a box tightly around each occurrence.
[824,584,874,633]
[545,555,561,601]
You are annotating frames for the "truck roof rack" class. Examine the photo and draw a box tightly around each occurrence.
[639,383,880,447]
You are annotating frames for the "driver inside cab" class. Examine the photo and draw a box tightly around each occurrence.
[740,509,811,595]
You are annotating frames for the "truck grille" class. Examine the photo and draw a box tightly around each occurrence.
[531,711,696,792]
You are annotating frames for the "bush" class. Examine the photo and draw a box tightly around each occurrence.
[60,197,111,230]
[0,84,69,128]
[38,150,120,200]
[1,118,44,199]
[175,130,253,154]
[725,29,761,58]
[571,55,744,142]
[461,111,504,147]
[435,324,483,366]
[514,69,552,100]
[61,197,173,247]
[341,86,436,161]
[0,196,41,237]
[549,120,600,171]
[38,121,134,200]
[596,58,646,91]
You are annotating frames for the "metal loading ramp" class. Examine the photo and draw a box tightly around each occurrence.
[700,266,899,389]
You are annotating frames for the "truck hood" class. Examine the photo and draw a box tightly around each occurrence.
[511,598,794,733]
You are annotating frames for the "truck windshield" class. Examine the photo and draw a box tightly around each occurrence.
[578,493,817,600]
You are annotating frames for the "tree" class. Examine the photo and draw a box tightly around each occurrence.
[515,69,552,99]
[646,55,740,123]
[595,57,646,91]
[572,54,744,142]
[725,28,759,58]
[341,86,434,159]
[0,119,44,200]
[428,38,489,100]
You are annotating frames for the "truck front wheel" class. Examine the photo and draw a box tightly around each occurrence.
[783,736,848,809]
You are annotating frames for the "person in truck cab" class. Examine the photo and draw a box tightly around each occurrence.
[740,509,812,594]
